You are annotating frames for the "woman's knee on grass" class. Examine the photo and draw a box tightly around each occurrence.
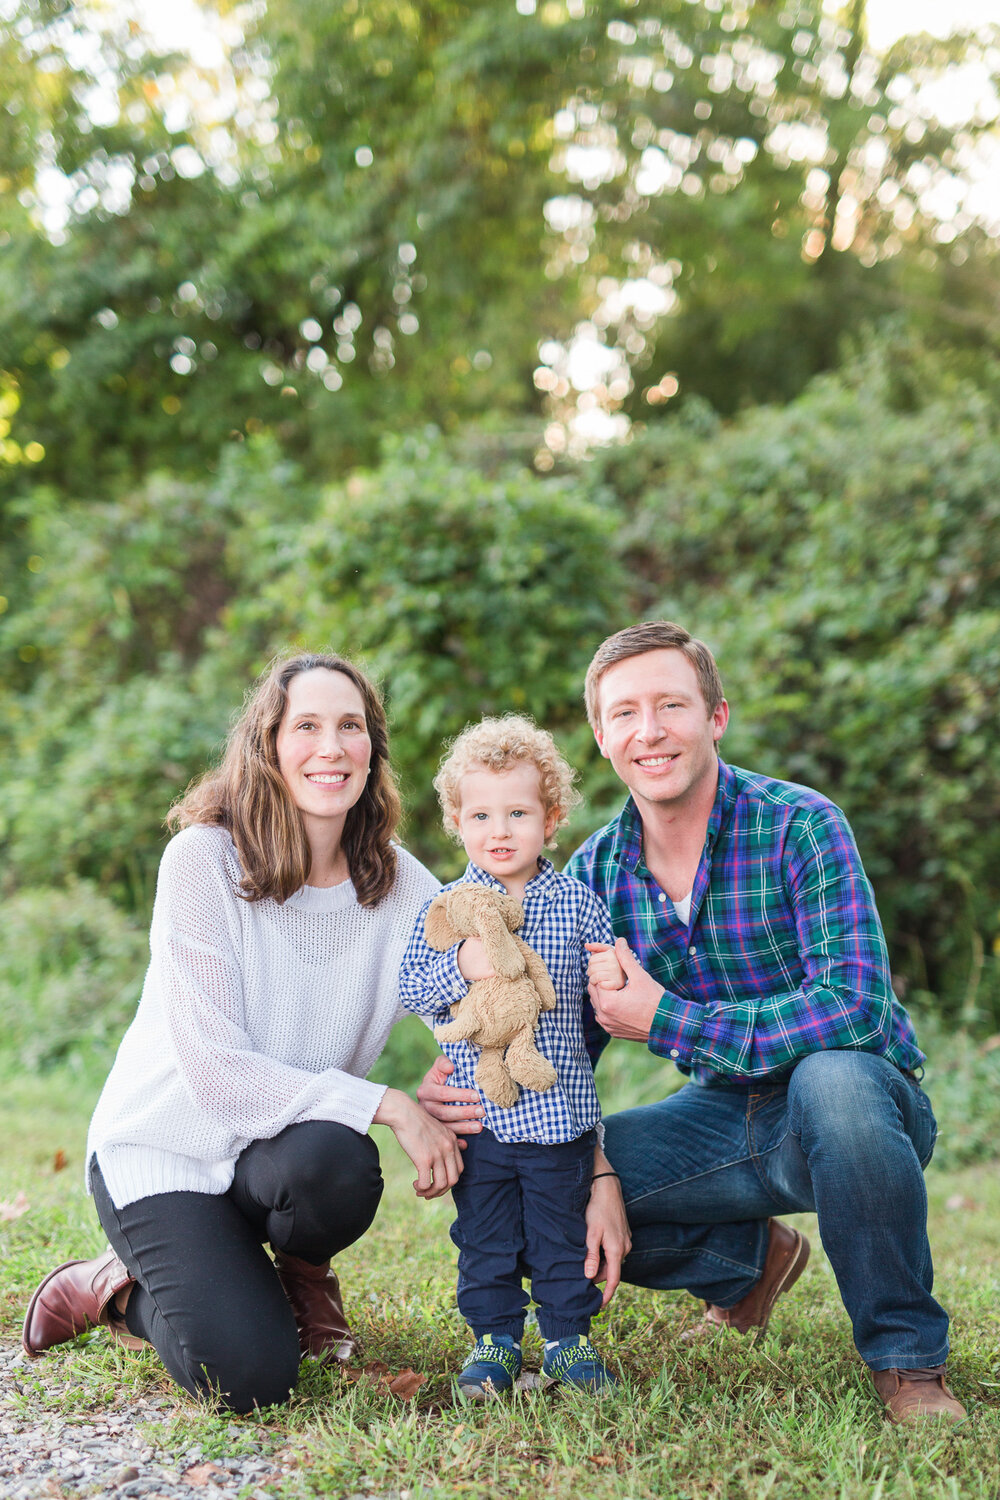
[178,1323,301,1414]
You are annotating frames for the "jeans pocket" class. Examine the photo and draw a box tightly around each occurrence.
[910,1083,938,1168]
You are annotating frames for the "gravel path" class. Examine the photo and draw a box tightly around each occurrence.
[0,1344,296,1500]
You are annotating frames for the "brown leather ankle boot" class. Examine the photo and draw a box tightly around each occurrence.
[22,1248,143,1355]
[273,1251,358,1363]
[872,1365,967,1424]
[681,1220,810,1343]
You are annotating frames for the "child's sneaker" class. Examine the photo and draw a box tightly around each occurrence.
[457,1334,522,1399]
[542,1335,618,1392]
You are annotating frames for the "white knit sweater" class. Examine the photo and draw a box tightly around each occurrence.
[86,825,439,1209]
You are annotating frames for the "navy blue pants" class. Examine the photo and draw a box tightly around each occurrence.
[450,1128,601,1342]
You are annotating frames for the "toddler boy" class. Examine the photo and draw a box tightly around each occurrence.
[399,715,623,1397]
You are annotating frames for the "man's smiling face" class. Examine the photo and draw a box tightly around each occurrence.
[594,648,728,813]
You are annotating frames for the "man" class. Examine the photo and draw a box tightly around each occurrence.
[420,621,962,1424]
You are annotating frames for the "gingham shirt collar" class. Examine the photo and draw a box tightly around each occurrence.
[461,856,560,902]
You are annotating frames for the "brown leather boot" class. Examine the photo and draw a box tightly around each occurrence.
[872,1366,966,1424]
[273,1251,358,1363]
[681,1219,810,1343]
[22,1248,142,1356]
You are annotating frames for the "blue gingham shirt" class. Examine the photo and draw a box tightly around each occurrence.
[398,858,613,1144]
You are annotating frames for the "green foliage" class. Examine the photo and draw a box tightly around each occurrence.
[588,339,1000,1006]
[1,0,998,499]
[0,439,313,902]
[0,879,146,1070]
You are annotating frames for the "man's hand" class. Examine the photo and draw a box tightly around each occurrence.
[584,1151,631,1308]
[456,937,495,983]
[588,937,664,1043]
[416,1055,484,1137]
[584,941,626,991]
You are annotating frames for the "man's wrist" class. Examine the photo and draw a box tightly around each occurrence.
[646,987,704,1064]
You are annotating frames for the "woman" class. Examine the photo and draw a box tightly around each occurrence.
[22,652,463,1412]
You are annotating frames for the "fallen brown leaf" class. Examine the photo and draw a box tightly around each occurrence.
[342,1360,391,1384]
[385,1368,427,1400]
[945,1194,979,1212]
[588,1453,615,1467]
[183,1461,226,1486]
[981,1034,1000,1054]
[52,1150,68,1172]
[0,1191,29,1221]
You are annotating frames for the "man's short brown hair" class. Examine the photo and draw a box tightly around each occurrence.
[584,621,725,730]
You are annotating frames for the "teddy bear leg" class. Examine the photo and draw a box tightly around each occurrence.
[434,1011,480,1044]
[503,1029,558,1094]
[475,1050,519,1109]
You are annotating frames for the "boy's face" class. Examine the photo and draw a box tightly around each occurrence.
[453,762,558,892]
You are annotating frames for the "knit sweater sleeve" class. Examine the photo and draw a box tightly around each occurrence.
[152,828,386,1138]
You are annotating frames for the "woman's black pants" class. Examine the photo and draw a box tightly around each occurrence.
[91,1120,383,1412]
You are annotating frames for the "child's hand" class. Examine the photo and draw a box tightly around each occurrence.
[584,942,626,991]
[457,936,496,983]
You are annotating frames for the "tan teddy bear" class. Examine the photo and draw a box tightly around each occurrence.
[423,883,558,1108]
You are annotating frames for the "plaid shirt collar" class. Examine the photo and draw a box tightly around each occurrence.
[461,855,559,902]
[610,758,738,877]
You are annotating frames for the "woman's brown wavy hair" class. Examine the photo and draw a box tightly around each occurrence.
[168,653,401,907]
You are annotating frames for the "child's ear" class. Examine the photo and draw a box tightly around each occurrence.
[543,808,560,843]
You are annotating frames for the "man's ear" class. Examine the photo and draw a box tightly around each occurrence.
[593,724,610,759]
[712,699,730,743]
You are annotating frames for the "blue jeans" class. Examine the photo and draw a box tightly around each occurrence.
[603,1051,949,1370]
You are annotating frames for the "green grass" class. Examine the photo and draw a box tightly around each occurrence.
[3,1052,1000,1500]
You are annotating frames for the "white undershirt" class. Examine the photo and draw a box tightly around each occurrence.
[672,891,692,926]
[86,824,439,1208]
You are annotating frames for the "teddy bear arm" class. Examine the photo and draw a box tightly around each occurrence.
[473,903,527,981]
[517,939,558,1011]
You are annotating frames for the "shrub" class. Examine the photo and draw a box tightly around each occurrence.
[0,880,147,1071]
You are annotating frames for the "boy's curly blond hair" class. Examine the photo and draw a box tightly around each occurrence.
[434,714,582,847]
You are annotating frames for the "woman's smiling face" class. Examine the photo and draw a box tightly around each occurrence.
[275,667,372,836]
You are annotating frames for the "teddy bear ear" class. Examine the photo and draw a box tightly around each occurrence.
[495,893,525,931]
[424,897,459,951]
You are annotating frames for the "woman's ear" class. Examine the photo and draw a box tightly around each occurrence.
[424,897,459,951]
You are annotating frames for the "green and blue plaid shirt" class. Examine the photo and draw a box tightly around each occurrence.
[565,760,924,1084]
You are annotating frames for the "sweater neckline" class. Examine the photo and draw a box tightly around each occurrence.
[285,879,358,912]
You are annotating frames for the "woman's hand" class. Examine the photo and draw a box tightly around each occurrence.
[373,1088,464,1199]
[416,1056,484,1138]
[584,1148,632,1308]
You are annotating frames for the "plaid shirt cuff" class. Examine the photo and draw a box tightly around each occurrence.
[647,989,706,1065]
